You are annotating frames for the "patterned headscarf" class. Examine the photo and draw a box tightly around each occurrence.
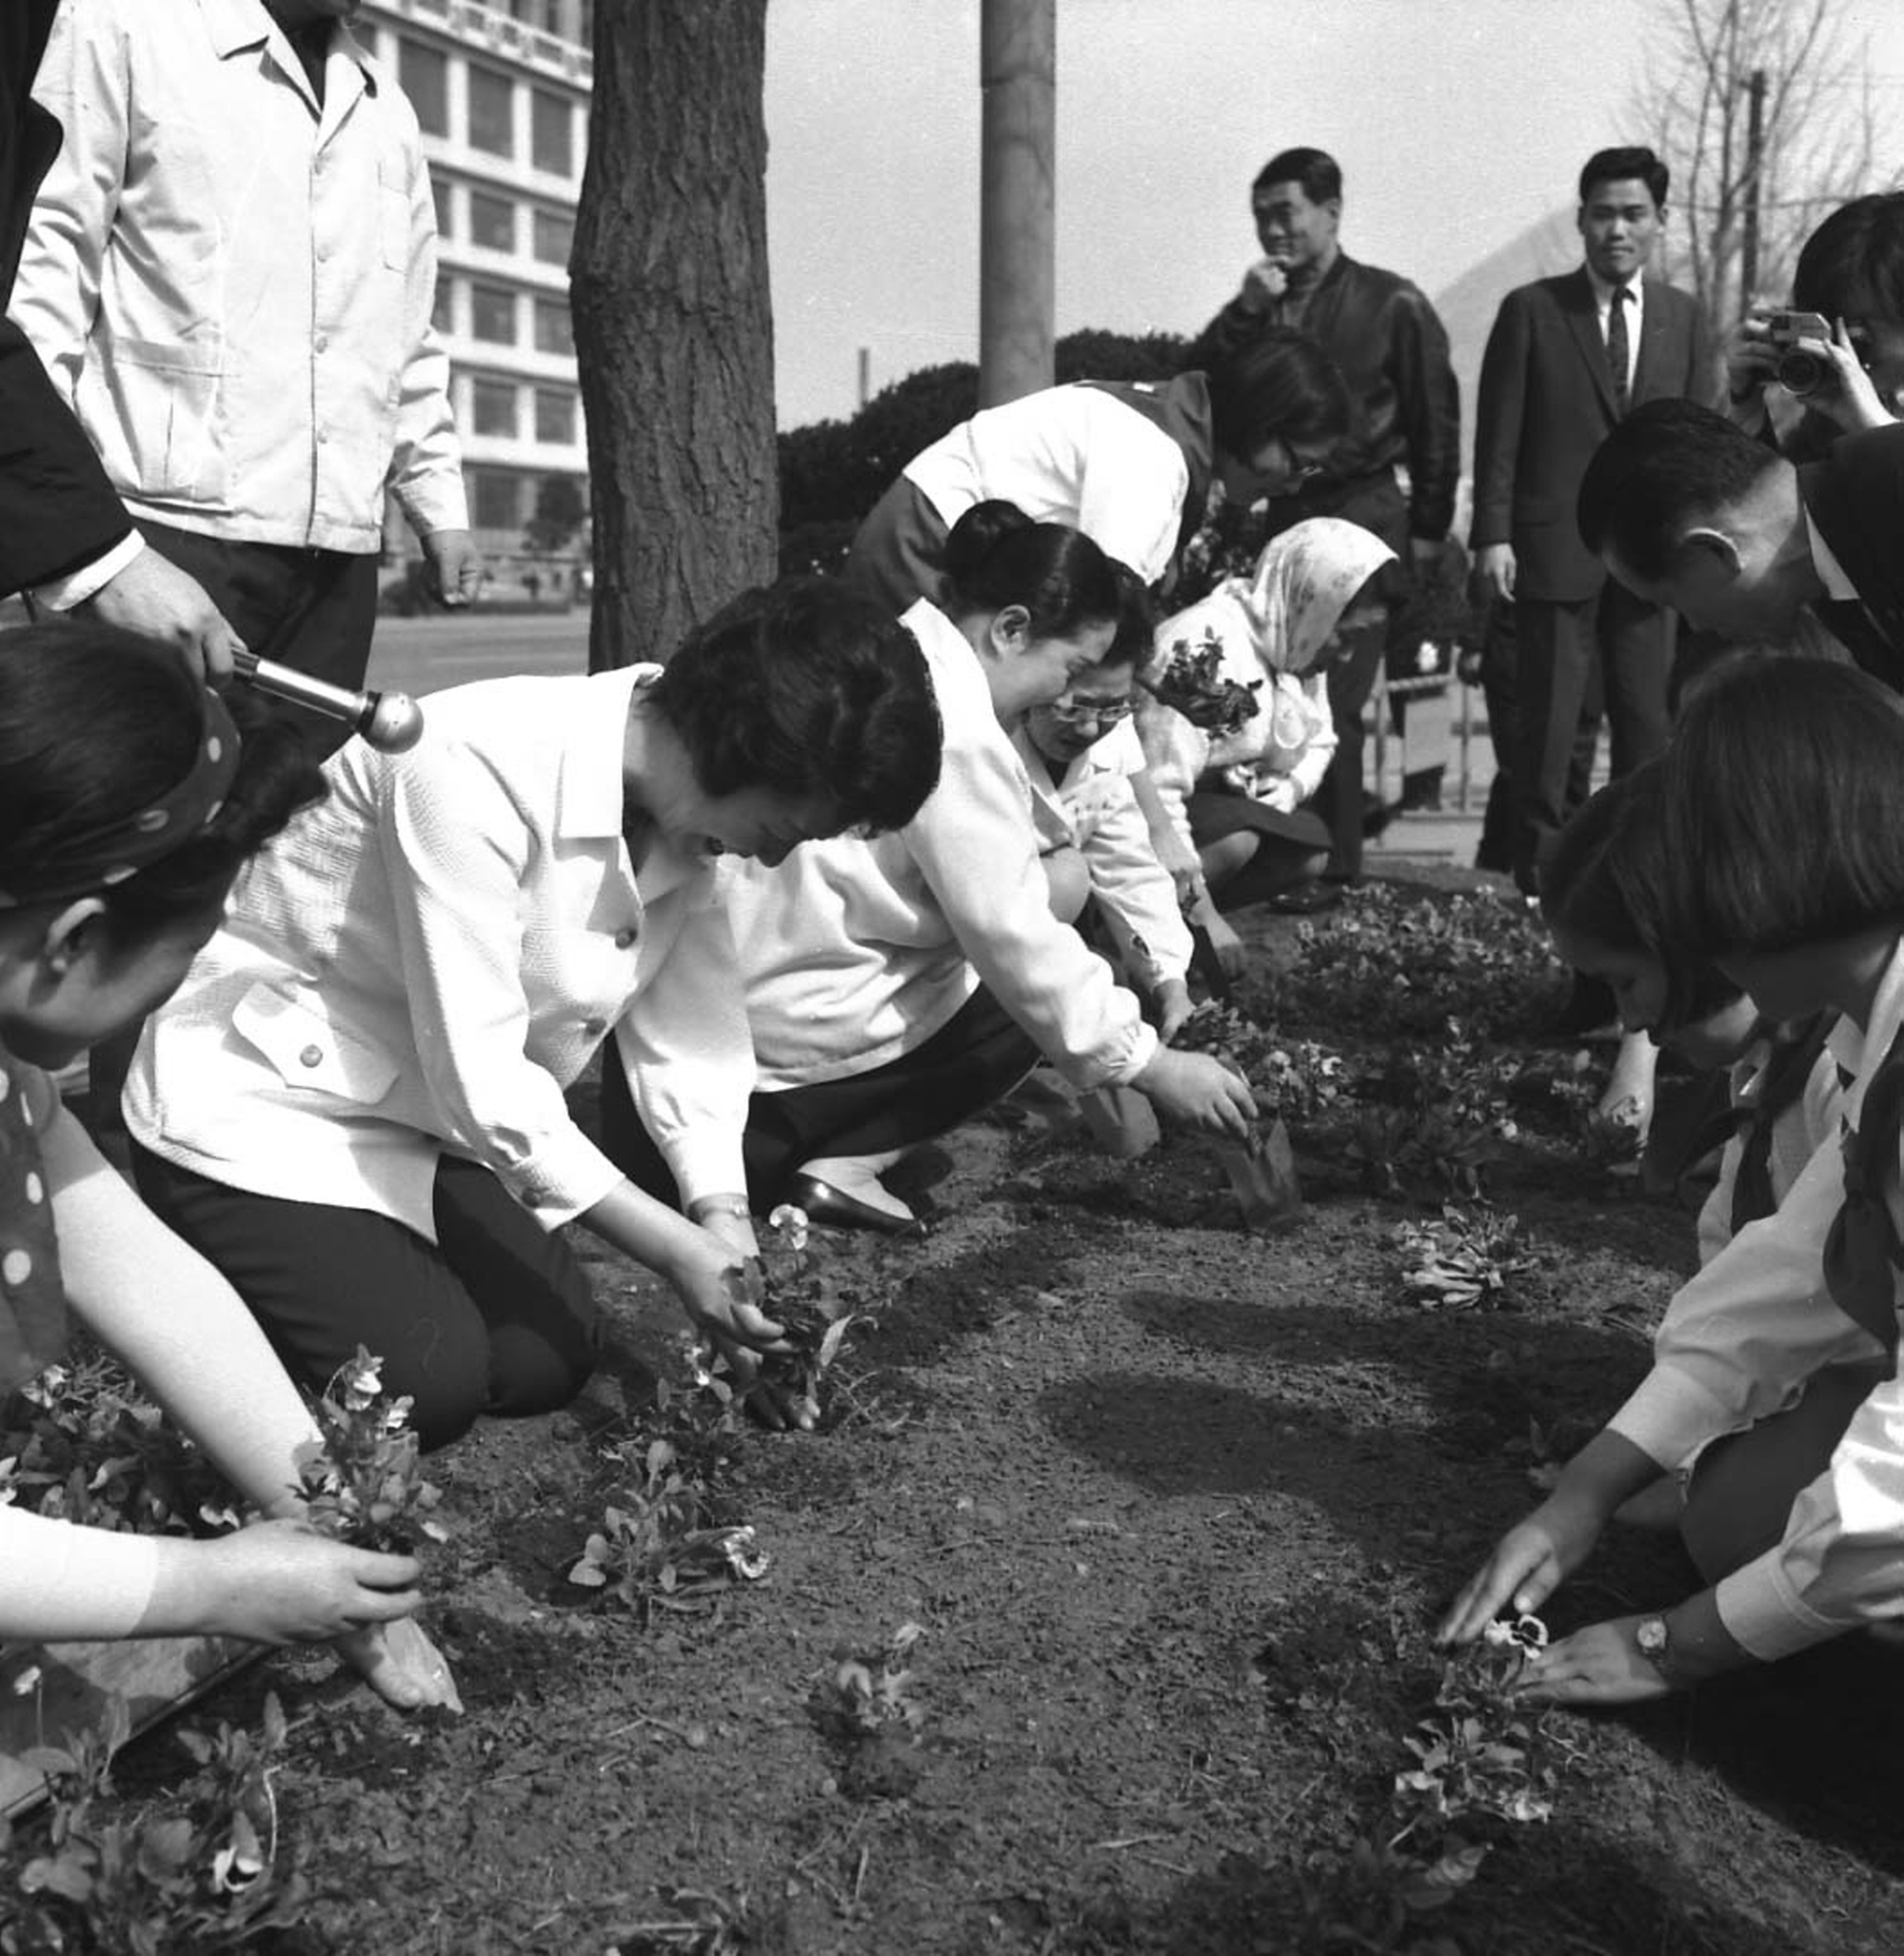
[0,688,241,910]
[1226,518,1398,678]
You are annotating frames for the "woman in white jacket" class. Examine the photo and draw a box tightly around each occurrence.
[1140,519,1395,919]
[601,504,1257,1234]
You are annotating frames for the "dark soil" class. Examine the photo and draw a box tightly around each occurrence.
[18,866,1904,1955]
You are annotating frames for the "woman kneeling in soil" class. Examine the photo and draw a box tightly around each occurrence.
[601,504,1257,1235]
[1439,657,1904,1701]
[1139,518,1395,926]
[0,624,449,1706]
[128,582,942,1447]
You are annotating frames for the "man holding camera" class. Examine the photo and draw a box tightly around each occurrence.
[1470,147,1715,900]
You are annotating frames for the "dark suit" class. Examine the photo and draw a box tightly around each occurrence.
[1471,267,1713,888]
[0,0,129,598]
[1800,422,1904,692]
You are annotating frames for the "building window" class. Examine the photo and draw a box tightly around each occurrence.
[469,190,516,253]
[471,378,519,439]
[531,208,573,267]
[468,467,525,532]
[532,295,573,356]
[400,39,448,137]
[469,284,517,344]
[534,387,577,445]
[430,174,452,239]
[530,89,572,175]
[431,274,456,333]
[467,65,515,158]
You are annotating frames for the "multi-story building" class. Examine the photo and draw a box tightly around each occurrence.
[358,0,594,594]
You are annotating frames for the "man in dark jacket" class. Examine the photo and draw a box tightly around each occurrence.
[1190,147,1459,893]
[0,0,233,668]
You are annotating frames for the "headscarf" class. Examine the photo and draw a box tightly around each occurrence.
[1222,517,1398,678]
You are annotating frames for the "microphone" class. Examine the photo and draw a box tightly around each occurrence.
[232,650,425,752]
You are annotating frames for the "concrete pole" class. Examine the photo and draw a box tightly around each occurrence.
[978,0,1055,408]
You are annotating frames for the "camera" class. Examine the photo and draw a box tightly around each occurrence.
[1765,309,1835,396]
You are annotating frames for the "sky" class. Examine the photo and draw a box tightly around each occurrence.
[762,0,1904,428]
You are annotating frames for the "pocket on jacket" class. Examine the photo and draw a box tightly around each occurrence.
[233,984,400,1104]
[95,339,227,503]
[380,158,412,271]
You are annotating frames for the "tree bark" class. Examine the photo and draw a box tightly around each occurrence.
[573,0,776,671]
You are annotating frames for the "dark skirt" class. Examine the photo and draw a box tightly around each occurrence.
[1186,785,1330,853]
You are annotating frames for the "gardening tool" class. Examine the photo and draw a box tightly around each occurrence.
[232,649,424,751]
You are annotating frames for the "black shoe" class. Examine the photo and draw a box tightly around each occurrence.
[1267,879,1342,915]
[1398,767,1444,813]
[785,1174,929,1240]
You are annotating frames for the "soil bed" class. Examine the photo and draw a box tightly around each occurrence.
[10,866,1904,1956]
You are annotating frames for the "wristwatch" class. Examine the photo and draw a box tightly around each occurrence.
[1634,1614,1674,1682]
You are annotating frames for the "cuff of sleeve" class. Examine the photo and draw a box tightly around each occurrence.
[398,480,471,537]
[1715,1551,1839,1662]
[661,1131,750,1211]
[32,530,144,612]
[506,1132,625,1230]
[1605,1365,1736,1473]
[1101,1019,1162,1091]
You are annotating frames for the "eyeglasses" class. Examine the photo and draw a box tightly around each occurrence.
[1279,439,1326,485]
[1047,694,1135,727]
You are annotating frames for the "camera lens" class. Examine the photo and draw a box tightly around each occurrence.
[1776,347,1827,396]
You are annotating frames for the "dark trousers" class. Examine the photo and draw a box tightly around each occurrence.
[1511,583,1674,895]
[598,987,1040,1209]
[130,1146,603,1453]
[138,518,381,762]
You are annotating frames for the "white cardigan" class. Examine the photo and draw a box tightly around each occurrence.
[724,600,1160,1093]
[128,667,754,1238]
[1013,720,1193,992]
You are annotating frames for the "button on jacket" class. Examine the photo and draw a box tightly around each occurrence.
[16,0,466,552]
[126,667,753,1240]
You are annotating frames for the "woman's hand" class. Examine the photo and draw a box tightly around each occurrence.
[1435,1492,1606,1647]
[1153,831,1204,907]
[1806,317,1895,435]
[1133,1045,1256,1140]
[687,1196,760,1265]
[1188,895,1248,979]
[147,1518,424,1646]
[663,1231,800,1429]
[334,1614,462,1712]
[1722,312,1780,418]
[1510,1615,1676,1706]
[1154,978,1195,1042]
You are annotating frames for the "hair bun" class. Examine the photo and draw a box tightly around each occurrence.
[942,499,1034,581]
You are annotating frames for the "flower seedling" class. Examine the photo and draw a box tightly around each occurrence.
[292,1349,447,1554]
[810,1622,927,1801]
[565,1438,769,1621]
[1143,626,1261,736]
[1393,1205,1541,1311]
[1,1692,310,1953]
[1169,1000,1306,1233]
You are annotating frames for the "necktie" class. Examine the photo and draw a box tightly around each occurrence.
[1821,1026,1904,1356]
[1606,285,1632,417]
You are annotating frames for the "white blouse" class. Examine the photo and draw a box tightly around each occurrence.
[1608,940,1904,1659]
[1013,720,1193,992]
[128,667,754,1237]
[724,600,1160,1094]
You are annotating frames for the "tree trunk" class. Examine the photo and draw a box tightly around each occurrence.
[572,0,776,671]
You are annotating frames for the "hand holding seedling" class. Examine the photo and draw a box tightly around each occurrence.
[140,1518,423,1646]
[1133,1044,1257,1139]
[1435,1492,1604,1648]
[669,1245,796,1427]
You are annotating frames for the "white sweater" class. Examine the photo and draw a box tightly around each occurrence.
[724,600,1160,1093]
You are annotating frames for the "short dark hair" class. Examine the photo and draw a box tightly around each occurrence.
[941,500,1123,642]
[1576,398,1782,578]
[1203,325,1354,461]
[1253,148,1340,206]
[1793,190,1904,326]
[1541,761,1741,1030]
[1660,656,1904,958]
[648,578,942,836]
[1578,146,1669,209]
[0,622,324,939]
